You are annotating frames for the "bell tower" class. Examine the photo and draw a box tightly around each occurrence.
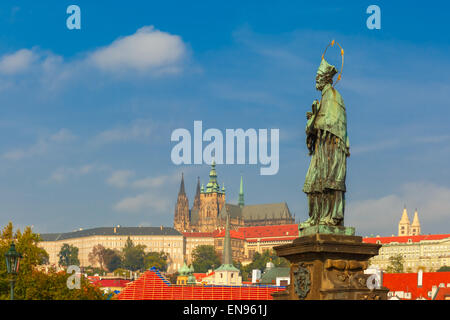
[198,160,225,232]
[398,206,410,236]
[410,209,421,235]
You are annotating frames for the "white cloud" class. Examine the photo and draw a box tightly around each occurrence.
[48,164,98,183]
[111,170,182,214]
[107,170,135,188]
[114,192,171,213]
[0,49,37,75]
[347,182,450,236]
[131,171,181,189]
[107,170,179,189]
[49,128,77,143]
[89,26,186,74]
[92,120,154,145]
[131,176,167,189]
[2,128,77,160]
[3,139,47,160]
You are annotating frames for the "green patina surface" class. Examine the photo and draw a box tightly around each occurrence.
[299,57,351,234]
[298,225,355,237]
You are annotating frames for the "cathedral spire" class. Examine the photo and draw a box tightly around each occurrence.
[412,209,420,226]
[205,160,220,193]
[398,206,411,236]
[399,206,410,224]
[179,173,186,195]
[238,175,244,208]
[411,209,421,235]
[174,172,189,232]
[196,176,200,195]
[192,176,201,210]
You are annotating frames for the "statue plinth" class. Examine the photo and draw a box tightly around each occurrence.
[272,233,388,300]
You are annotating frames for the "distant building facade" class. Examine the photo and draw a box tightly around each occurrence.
[364,234,450,272]
[214,228,245,263]
[365,208,449,272]
[39,226,184,273]
[182,231,215,264]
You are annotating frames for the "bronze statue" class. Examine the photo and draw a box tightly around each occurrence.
[300,42,350,230]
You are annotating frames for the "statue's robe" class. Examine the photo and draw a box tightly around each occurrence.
[303,83,350,226]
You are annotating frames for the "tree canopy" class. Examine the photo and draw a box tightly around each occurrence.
[191,245,221,273]
[385,254,404,273]
[0,222,104,300]
[437,265,450,272]
[103,248,122,272]
[88,244,107,270]
[121,237,146,271]
[144,251,168,271]
[58,243,80,267]
[239,249,289,281]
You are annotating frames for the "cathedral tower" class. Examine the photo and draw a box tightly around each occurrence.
[174,173,190,232]
[198,160,225,232]
[410,209,421,235]
[398,206,410,236]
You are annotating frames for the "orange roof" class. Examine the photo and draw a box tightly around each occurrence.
[383,272,450,300]
[214,229,245,240]
[91,279,131,288]
[238,224,298,239]
[363,234,450,244]
[117,268,285,300]
[193,272,214,282]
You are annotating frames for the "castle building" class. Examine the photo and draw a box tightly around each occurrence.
[38,226,184,272]
[182,231,216,264]
[214,227,245,263]
[364,234,450,273]
[174,161,294,233]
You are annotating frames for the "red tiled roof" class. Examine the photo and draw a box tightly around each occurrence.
[214,229,245,240]
[91,279,131,288]
[383,272,450,300]
[193,272,215,282]
[238,224,298,239]
[433,287,450,300]
[363,234,450,244]
[117,268,285,300]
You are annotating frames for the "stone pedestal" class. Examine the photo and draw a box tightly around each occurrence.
[272,233,388,300]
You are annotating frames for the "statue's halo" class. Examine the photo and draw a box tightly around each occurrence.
[321,40,344,87]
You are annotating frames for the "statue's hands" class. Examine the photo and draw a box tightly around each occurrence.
[306,112,312,120]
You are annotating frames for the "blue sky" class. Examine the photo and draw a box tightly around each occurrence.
[0,1,449,236]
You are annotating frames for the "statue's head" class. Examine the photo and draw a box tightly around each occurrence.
[315,58,338,91]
